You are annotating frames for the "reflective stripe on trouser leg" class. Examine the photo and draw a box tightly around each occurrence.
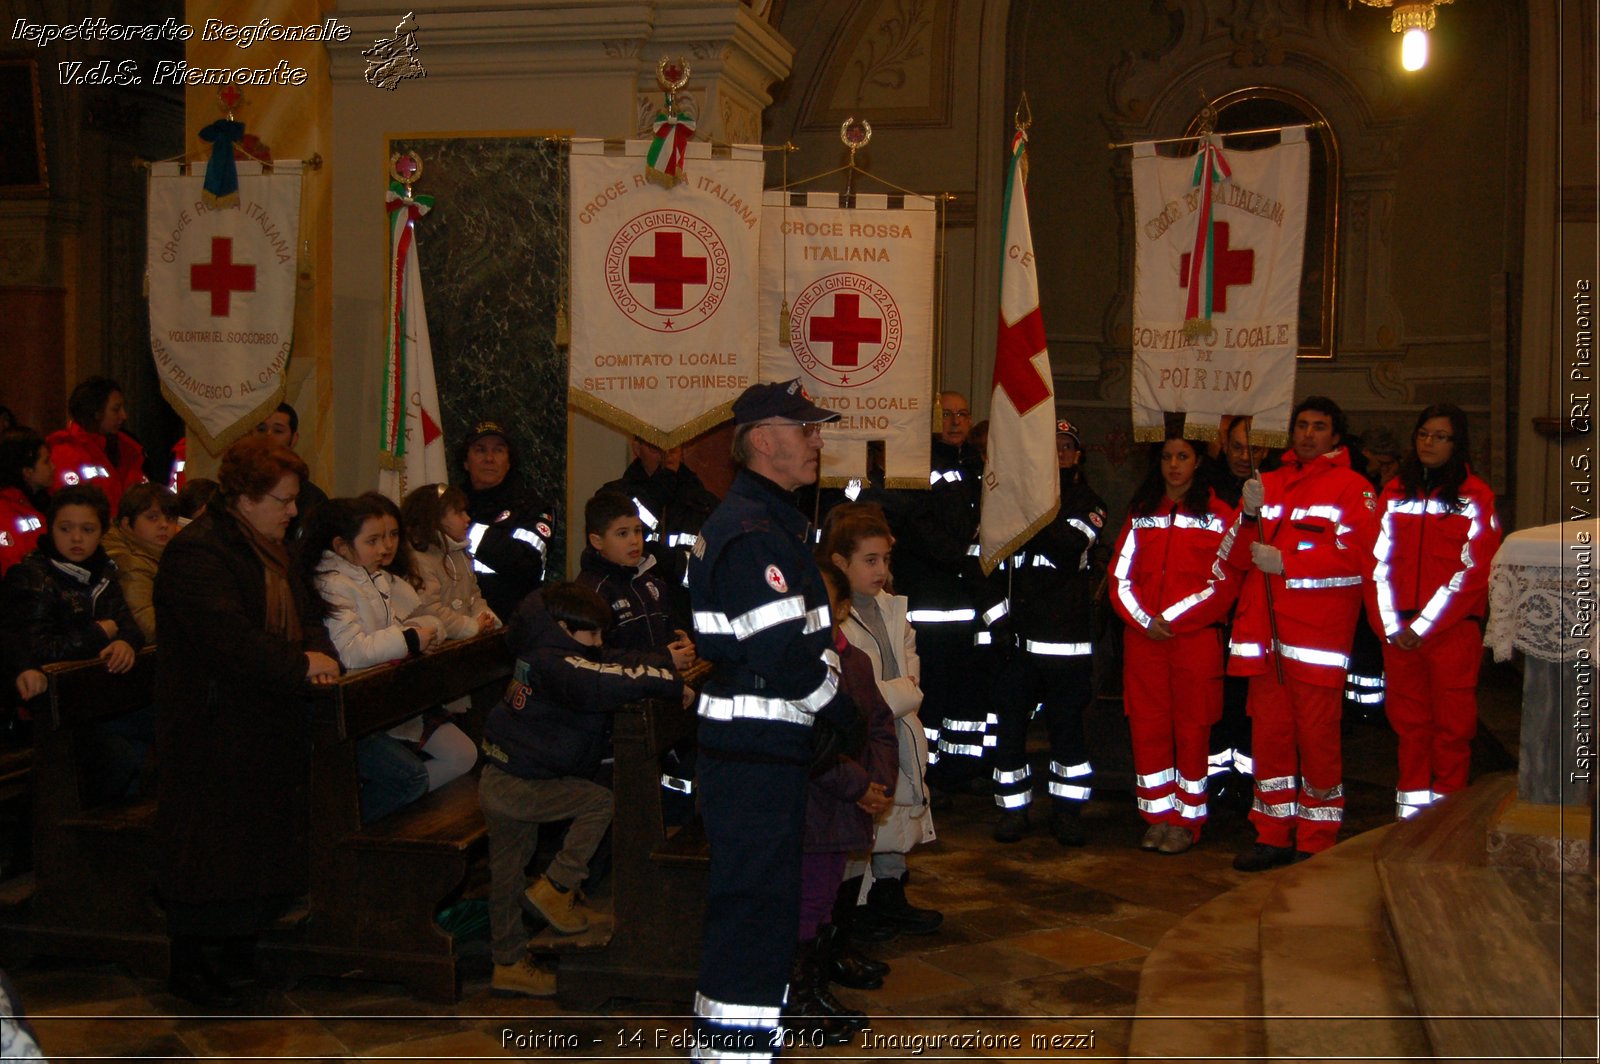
[993,763,1033,809]
[1245,672,1300,848]
[1394,787,1437,820]
[1126,628,1220,832]
[1385,619,1483,798]
[693,752,807,1061]
[1344,671,1385,705]
[1047,760,1092,802]
[1037,658,1094,804]
[936,712,998,760]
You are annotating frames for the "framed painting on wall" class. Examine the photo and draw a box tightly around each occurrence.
[0,59,48,195]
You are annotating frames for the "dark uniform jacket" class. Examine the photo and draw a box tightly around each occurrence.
[602,459,719,594]
[1,544,144,677]
[463,477,557,621]
[879,436,983,614]
[575,547,684,658]
[152,507,337,905]
[688,470,853,764]
[482,591,679,781]
[1010,467,1108,657]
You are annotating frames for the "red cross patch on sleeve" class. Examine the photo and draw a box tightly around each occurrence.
[765,564,788,593]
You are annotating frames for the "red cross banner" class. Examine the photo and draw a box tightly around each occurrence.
[758,191,936,486]
[980,130,1059,574]
[147,161,303,451]
[1131,128,1308,446]
[568,139,763,446]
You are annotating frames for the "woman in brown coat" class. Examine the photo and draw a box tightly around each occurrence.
[153,436,339,1008]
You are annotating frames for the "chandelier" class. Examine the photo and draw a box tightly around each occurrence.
[1350,0,1455,71]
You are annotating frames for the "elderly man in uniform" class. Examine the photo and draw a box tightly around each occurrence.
[458,421,558,620]
[687,379,860,1061]
[1218,397,1378,871]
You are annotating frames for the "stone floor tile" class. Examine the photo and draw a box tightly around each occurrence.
[1006,925,1149,969]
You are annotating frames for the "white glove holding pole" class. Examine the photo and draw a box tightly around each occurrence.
[1251,542,1285,575]
[1241,476,1265,518]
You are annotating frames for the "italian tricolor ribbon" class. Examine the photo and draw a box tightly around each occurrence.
[646,108,696,187]
[379,180,447,500]
[1182,136,1233,338]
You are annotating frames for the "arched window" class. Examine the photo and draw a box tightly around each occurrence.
[1179,90,1341,360]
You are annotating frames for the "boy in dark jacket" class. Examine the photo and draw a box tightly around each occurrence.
[478,582,686,997]
[574,490,695,666]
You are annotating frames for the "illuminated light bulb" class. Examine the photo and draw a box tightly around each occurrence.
[1401,27,1428,70]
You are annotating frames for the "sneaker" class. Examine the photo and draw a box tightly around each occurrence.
[526,875,592,934]
[1139,823,1169,851]
[993,809,1030,843]
[1232,842,1296,873]
[1157,825,1195,855]
[491,957,556,998]
[1050,805,1087,847]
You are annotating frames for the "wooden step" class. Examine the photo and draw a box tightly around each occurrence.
[1376,774,1597,1062]
[1258,828,1430,1061]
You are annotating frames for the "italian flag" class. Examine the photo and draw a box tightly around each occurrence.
[980,130,1060,574]
[378,181,447,502]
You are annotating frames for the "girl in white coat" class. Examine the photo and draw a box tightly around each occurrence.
[303,496,476,822]
[824,504,943,945]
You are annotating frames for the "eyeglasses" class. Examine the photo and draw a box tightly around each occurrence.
[1414,430,1454,443]
[941,409,971,420]
[263,492,299,507]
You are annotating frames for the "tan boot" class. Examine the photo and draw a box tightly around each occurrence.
[491,957,556,998]
[526,875,592,934]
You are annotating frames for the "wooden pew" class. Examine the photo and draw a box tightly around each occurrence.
[555,695,710,1008]
[0,649,164,972]
[261,631,512,1001]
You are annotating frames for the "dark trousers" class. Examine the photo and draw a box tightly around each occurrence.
[991,657,1094,808]
[920,623,987,786]
[693,751,809,1061]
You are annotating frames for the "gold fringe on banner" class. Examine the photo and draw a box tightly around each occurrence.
[1132,424,1166,443]
[979,498,1061,577]
[1249,429,1289,449]
[568,388,734,450]
[1183,413,1221,442]
[882,475,932,490]
[162,379,288,460]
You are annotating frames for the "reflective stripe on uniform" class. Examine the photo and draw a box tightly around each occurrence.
[1207,749,1234,775]
[693,595,811,640]
[930,470,963,485]
[996,790,1031,808]
[1177,801,1208,820]
[696,670,837,727]
[1257,774,1297,793]
[466,523,496,574]
[1253,798,1296,818]
[1279,644,1350,669]
[1024,639,1092,656]
[983,600,1010,625]
[1135,768,1176,788]
[1136,794,1174,814]
[994,766,1032,784]
[1302,782,1344,801]
[1050,760,1092,779]
[1176,773,1207,795]
[907,608,977,623]
[661,774,694,794]
[1048,782,1091,801]
[1233,751,1255,775]
[1284,575,1363,589]
[693,992,780,1027]
[1298,804,1343,822]
[633,499,660,531]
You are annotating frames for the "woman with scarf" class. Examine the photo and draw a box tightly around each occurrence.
[153,435,340,1008]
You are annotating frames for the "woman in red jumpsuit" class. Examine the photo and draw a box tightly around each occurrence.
[1110,432,1238,854]
[1369,403,1501,819]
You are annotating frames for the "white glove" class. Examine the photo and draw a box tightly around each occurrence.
[1250,542,1284,575]
[1241,476,1265,518]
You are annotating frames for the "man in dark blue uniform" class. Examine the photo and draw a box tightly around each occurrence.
[688,380,856,1061]
[457,421,558,620]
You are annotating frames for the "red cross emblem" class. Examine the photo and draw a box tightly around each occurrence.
[605,211,731,333]
[627,231,708,310]
[190,237,257,316]
[994,308,1050,415]
[1178,222,1255,312]
[808,294,882,368]
[789,273,902,389]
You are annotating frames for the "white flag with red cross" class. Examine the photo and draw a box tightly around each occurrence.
[568,139,763,447]
[758,190,936,487]
[1131,129,1309,447]
[377,182,448,503]
[147,161,302,451]
[979,131,1059,575]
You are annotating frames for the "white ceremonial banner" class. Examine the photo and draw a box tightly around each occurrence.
[378,185,448,504]
[758,191,935,487]
[1131,129,1308,446]
[147,161,303,451]
[569,139,763,447]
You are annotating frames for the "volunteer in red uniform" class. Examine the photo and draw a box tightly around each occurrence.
[47,376,147,515]
[1110,432,1238,854]
[1368,403,1501,820]
[1219,397,1379,871]
[0,429,52,576]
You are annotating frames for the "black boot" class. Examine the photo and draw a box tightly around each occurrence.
[865,872,942,935]
[831,878,891,979]
[1050,802,1087,847]
[168,937,240,1011]
[783,938,863,1045]
[819,923,884,990]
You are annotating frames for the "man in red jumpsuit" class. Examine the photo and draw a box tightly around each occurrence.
[1217,397,1379,871]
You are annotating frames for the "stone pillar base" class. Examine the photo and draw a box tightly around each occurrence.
[1486,797,1595,873]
